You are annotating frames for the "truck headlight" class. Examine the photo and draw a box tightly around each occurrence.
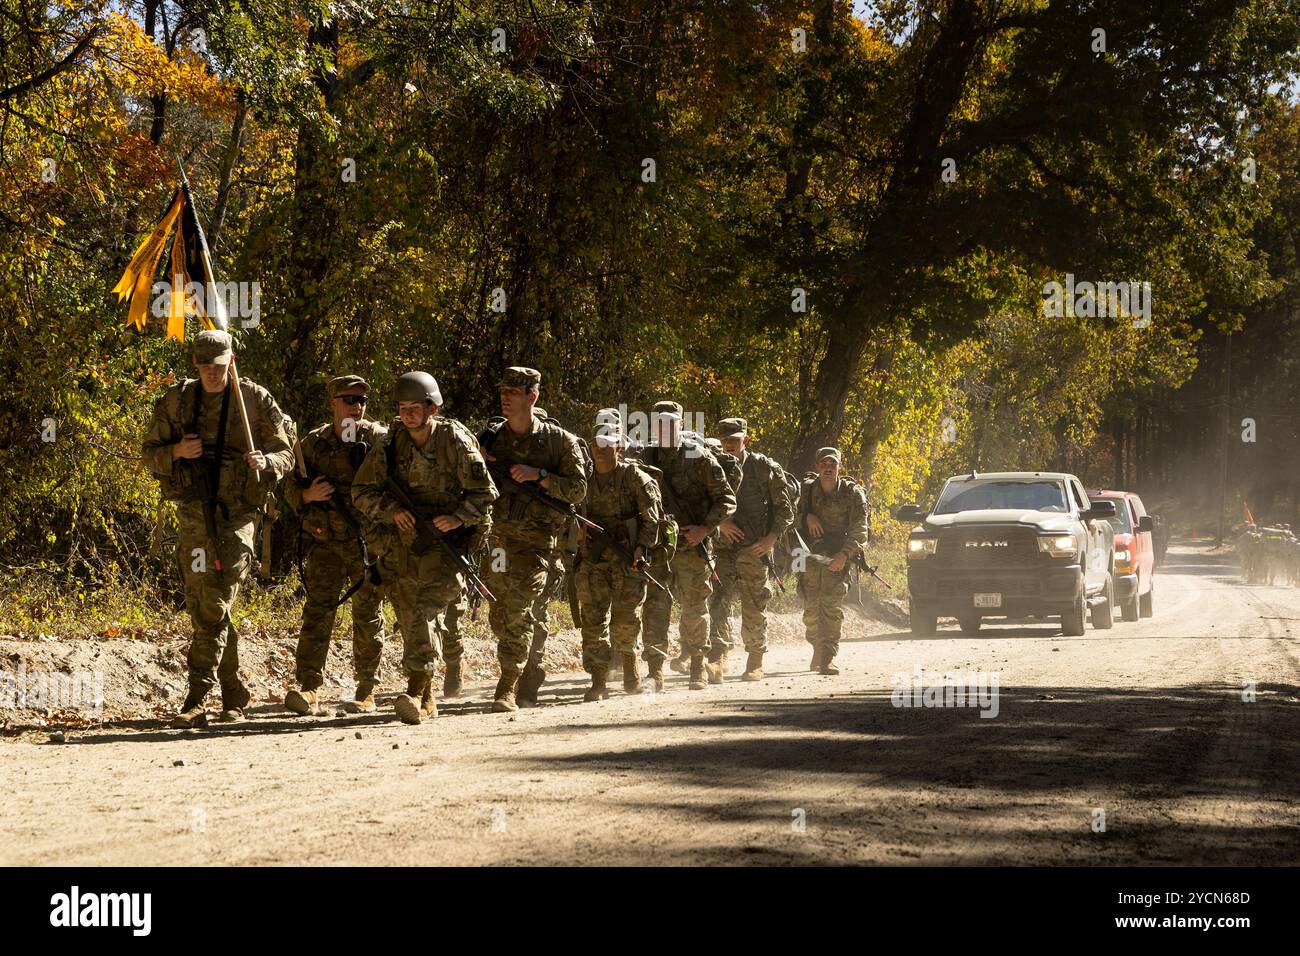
[907,537,937,559]
[1036,534,1078,556]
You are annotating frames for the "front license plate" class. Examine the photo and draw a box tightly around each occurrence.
[974,593,1002,608]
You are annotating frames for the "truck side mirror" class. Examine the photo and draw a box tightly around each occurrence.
[1138,515,1154,532]
[1085,500,1117,519]
[893,504,925,522]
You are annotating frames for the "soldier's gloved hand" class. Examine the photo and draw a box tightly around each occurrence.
[394,509,416,532]
[828,552,847,573]
[748,533,777,558]
[806,514,825,539]
[683,524,709,548]
[303,476,335,503]
[433,514,463,533]
[719,518,745,544]
[172,433,203,460]
[244,450,267,471]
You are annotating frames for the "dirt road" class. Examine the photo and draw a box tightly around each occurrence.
[3,542,1298,865]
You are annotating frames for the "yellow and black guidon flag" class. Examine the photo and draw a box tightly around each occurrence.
[113,166,222,341]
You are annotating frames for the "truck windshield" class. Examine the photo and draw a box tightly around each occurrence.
[933,480,1068,514]
[1105,500,1131,532]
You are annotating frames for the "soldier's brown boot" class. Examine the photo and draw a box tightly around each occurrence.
[688,655,707,690]
[492,671,519,712]
[644,658,665,693]
[669,652,691,675]
[622,653,640,693]
[741,652,764,681]
[516,664,545,708]
[705,647,726,684]
[419,676,438,720]
[284,688,319,716]
[170,685,208,729]
[584,668,610,703]
[442,660,463,698]
[809,646,823,672]
[820,653,840,676]
[217,682,251,722]
[341,681,376,714]
[394,673,431,725]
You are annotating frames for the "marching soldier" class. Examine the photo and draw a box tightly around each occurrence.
[141,329,294,728]
[352,372,497,724]
[282,376,388,716]
[709,418,793,682]
[479,368,588,711]
[640,401,736,691]
[573,425,663,699]
[797,447,868,675]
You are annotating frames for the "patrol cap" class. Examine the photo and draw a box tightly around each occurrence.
[594,426,625,448]
[192,329,232,365]
[329,375,369,397]
[816,447,842,463]
[652,400,683,419]
[498,367,541,390]
[716,417,747,438]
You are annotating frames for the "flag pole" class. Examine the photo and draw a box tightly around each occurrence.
[177,160,257,452]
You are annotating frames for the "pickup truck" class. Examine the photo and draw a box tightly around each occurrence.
[1087,489,1156,621]
[894,471,1117,637]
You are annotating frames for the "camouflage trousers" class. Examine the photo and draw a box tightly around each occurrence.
[525,548,565,670]
[441,590,468,664]
[378,544,462,675]
[575,556,647,672]
[800,562,850,655]
[294,538,385,690]
[176,503,256,693]
[486,536,552,676]
[708,546,772,655]
[643,545,713,659]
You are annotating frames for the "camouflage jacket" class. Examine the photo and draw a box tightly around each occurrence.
[285,418,388,543]
[480,415,588,547]
[727,450,795,546]
[579,461,663,563]
[141,376,293,513]
[640,439,736,531]
[799,476,868,557]
[352,416,497,554]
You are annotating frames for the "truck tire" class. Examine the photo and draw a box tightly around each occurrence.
[1120,587,1140,622]
[1091,574,1115,630]
[1060,594,1086,637]
[910,603,938,637]
[958,613,981,635]
[1139,581,1154,618]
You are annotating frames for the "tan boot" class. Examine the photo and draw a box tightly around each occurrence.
[492,671,519,712]
[516,664,545,708]
[741,652,764,681]
[419,676,437,720]
[809,646,823,672]
[341,681,376,714]
[688,655,707,691]
[820,653,840,676]
[217,682,251,722]
[169,685,208,729]
[584,668,609,703]
[706,650,725,685]
[622,653,641,693]
[394,673,431,725]
[669,652,691,675]
[644,657,665,693]
[284,688,319,716]
[442,660,462,698]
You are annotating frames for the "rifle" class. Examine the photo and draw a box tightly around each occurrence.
[486,460,604,533]
[761,553,785,591]
[186,378,232,578]
[697,541,721,584]
[383,471,496,602]
[853,550,894,590]
[584,523,671,593]
[293,437,381,608]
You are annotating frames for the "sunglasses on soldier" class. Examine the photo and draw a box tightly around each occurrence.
[336,394,367,405]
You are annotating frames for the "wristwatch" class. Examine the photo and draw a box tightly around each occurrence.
[538,468,549,480]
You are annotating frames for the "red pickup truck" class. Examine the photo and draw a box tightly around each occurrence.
[1087,490,1156,620]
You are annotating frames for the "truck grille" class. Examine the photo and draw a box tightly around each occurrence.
[934,528,1038,569]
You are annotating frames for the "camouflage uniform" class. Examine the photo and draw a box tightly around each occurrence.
[141,331,293,720]
[797,451,868,666]
[352,414,496,680]
[640,406,737,682]
[284,413,388,693]
[575,457,662,671]
[703,437,743,658]
[709,421,794,662]
[481,370,588,704]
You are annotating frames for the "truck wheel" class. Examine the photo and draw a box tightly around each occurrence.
[1091,575,1115,630]
[1120,590,1139,622]
[1139,581,1154,618]
[958,613,981,635]
[910,603,937,637]
[1060,594,1086,637]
